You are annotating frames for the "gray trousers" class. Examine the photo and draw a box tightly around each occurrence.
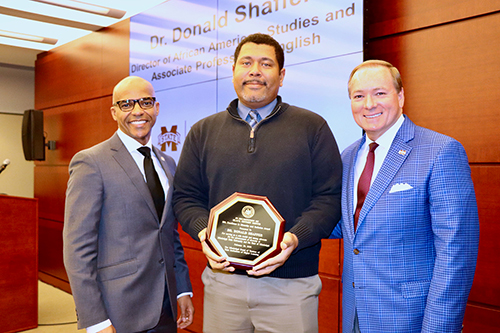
[201,267,322,333]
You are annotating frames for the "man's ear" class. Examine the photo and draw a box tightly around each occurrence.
[279,68,286,87]
[398,87,405,109]
[111,106,118,121]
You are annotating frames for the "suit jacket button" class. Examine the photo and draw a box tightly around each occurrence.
[159,258,164,264]
[353,248,360,255]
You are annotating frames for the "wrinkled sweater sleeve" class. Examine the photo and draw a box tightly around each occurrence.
[173,123,210,241]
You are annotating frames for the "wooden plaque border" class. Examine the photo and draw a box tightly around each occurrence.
[207,192,286,270]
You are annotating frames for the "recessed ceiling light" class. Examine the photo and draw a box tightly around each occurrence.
[0,29,57,44]
[32,0,126,19]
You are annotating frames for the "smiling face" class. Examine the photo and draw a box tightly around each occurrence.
[349,65,404,141]
[232,42,285,109]
[111,76,159,145]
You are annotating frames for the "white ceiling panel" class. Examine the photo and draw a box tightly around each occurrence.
[0,0,168,66]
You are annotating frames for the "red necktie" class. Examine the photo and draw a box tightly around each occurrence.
[354,142,378,230]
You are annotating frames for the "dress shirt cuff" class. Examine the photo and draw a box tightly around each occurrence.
[177,292,193,299]
[86,319,112,333]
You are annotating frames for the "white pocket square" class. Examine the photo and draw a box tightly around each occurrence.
[389,183,413,193]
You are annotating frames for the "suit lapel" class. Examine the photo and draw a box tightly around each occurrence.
[356,117,415,230]
[109,134,159,222]
[346,137,365,240]
[153,146,173,185]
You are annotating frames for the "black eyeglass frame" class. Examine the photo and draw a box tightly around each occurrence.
[113,97,157,112]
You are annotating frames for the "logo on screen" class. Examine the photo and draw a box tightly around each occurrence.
[158,126,181,152]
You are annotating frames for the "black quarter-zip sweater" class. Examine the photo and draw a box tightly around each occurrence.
[173,96,342,278]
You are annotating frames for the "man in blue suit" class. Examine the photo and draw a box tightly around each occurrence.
[331,60,479,332]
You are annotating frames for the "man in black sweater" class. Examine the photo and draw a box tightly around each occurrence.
[173,33,342,333]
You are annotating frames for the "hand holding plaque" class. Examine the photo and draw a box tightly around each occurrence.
[206,192,286,270]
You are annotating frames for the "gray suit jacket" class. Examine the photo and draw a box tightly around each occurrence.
[63,133,192,332]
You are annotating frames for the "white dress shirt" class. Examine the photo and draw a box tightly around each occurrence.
[352,115,405,213]
[117,129,169,196]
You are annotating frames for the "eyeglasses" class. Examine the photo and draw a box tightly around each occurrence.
[113,97,156,112]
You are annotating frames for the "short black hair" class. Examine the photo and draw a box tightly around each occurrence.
[234,33,285,70]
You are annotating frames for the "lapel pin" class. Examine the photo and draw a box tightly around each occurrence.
[398,150,406,155]
[161,157,165,161]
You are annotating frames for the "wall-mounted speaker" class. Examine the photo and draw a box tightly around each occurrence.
[22,109,45,161]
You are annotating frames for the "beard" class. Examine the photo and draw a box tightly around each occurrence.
[240,82,268,104]
[240,91,268,104]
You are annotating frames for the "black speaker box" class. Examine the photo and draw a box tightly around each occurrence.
[22,109,45,161]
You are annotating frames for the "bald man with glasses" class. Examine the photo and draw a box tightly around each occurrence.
[63,76,194,333]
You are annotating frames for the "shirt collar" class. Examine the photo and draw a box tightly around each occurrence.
[365,114,405,149]
[237,98,277,121]
[116,129,153,153]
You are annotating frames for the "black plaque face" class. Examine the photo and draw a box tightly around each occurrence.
[207,192,285,270]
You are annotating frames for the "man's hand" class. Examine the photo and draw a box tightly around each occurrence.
[97,325,116,333]
[198,228,235,272]
[247,232,298,276]
[177,295,194,329]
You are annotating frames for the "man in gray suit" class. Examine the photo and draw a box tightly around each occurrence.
[63,76,194,333]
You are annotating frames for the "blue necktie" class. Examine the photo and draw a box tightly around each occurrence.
[246,109,262,128]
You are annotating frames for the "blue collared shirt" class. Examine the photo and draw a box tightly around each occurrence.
[237,99,277,125]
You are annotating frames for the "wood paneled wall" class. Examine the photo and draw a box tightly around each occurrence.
[34,21,129,292]
[364,0,500,331]
[0,196,38,332]
[34,1,500,332]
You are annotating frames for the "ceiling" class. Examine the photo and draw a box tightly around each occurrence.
[0,0,167,67]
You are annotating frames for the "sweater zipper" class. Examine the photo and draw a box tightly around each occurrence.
[248,128,256,153]
[227,105,281,153]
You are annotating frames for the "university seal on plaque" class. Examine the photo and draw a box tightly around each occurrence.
[206,192,286,270]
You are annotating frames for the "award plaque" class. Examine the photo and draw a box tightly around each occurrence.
[206,192,286,270]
